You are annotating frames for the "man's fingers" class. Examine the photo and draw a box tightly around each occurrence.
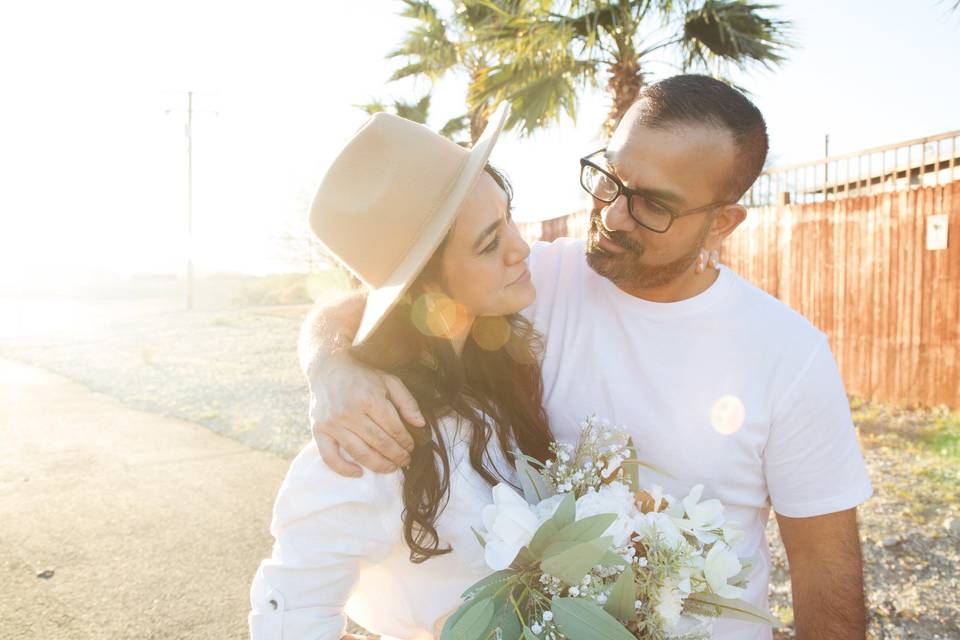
[381,374,425,427]
[337,428,400,474]
[348,414,412,468]
[314,431,363,478]
[365,392,416,453]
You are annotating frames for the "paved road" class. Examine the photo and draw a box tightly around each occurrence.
[0,359,298,639]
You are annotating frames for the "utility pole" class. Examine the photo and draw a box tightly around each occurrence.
[186,91,194,311]
[166,91,215,310]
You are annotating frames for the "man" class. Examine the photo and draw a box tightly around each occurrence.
[300,75,872,639]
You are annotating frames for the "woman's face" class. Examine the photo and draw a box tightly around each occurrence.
[434,173,534,319]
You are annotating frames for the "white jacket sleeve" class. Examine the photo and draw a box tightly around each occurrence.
[249,444,398,640]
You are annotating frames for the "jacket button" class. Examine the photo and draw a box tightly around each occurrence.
[269,599,278,610]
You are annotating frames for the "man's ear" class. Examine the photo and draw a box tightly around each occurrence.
[710,204,747,241]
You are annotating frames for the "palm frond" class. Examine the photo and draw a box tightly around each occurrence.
[356,100,387,115]
[388,1,460,81]
[471,58,596,135]
[439,114,470,139]
[394,94,432,124]
[681,1,793,71]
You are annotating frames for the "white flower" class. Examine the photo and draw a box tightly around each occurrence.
[672,484,725,544]
[480,484,540,570]
[574,481,639,547]
[721,521,744,546]
[634,511,685,549]
[648,484,675,513]
[542,611,553,622]
[530,623,543,634]
[703,542,745,599]
[663,614,714,639]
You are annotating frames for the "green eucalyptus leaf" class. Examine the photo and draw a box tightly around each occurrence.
[441,597,495,640]
[515,452,555,503]
[526,518,561,559]
[551,597,636,640]
[551,491,576,529]
[472,526,487,549]
[522,626,540,640]
[540,536,612,584]
[461,569,517,599]
[491,598,523,640]
[599,550,628,567]
[552,513,617,545]
[603,565,637,622]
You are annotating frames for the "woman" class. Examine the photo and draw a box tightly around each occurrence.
[249,104,554,640]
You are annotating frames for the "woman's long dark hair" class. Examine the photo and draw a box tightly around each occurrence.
[349,165,553,563]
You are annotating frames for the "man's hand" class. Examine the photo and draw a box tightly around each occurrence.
[309,351,426,477]
[776,508,867,639]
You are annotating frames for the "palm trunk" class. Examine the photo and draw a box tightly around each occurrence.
[467,62,489,144]
[605,56,644,136]
[469,107,489,145]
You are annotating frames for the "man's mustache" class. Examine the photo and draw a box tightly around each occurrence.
[589,209,644,254]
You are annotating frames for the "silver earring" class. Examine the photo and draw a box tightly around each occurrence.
[708,250,721,270]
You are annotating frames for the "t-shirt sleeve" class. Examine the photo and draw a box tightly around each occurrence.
[248,446,397,639]
[763,337,873,518]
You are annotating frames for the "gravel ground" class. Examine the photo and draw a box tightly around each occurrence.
[3,295,958,639]
[769,403,960,640]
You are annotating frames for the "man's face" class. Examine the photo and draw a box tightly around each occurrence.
[585,115,737,289]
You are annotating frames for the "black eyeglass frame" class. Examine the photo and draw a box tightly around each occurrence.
[579,148,736,234]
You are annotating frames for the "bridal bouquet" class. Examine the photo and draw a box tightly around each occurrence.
[440,416,778,640]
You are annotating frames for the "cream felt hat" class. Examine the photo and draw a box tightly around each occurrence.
[309,102,510,346]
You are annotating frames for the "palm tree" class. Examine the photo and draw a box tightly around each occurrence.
[382,0,512,142]
[469,0,793,136]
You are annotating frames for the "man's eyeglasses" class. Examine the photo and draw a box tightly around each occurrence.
[579,149,735,234]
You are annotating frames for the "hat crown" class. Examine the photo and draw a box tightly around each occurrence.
[311,113,470,287]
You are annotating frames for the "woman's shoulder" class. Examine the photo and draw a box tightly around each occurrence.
[272,442,402,527]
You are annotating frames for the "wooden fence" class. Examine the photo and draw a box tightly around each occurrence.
[520,130,960,408]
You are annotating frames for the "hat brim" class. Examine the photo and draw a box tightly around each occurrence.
[352,103,510,346]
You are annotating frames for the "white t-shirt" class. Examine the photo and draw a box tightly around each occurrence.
[523,238,873,640]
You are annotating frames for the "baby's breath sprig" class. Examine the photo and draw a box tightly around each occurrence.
[544,415,633,497]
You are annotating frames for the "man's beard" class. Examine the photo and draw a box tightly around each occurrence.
[585,208,710,289]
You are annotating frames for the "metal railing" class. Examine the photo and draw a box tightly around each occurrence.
[745,130,960,207]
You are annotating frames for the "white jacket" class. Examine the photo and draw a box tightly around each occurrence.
[249,415,517,640]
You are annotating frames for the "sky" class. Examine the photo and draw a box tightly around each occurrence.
[1,0,958,290]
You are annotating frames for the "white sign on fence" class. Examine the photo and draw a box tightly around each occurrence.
[926,214,949,251]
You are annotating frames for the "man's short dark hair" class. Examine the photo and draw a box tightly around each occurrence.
[626,74,768,201]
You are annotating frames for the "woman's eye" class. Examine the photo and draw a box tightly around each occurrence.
[482,236,500,254]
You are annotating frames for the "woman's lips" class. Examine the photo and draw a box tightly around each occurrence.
[509,269,531,286]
